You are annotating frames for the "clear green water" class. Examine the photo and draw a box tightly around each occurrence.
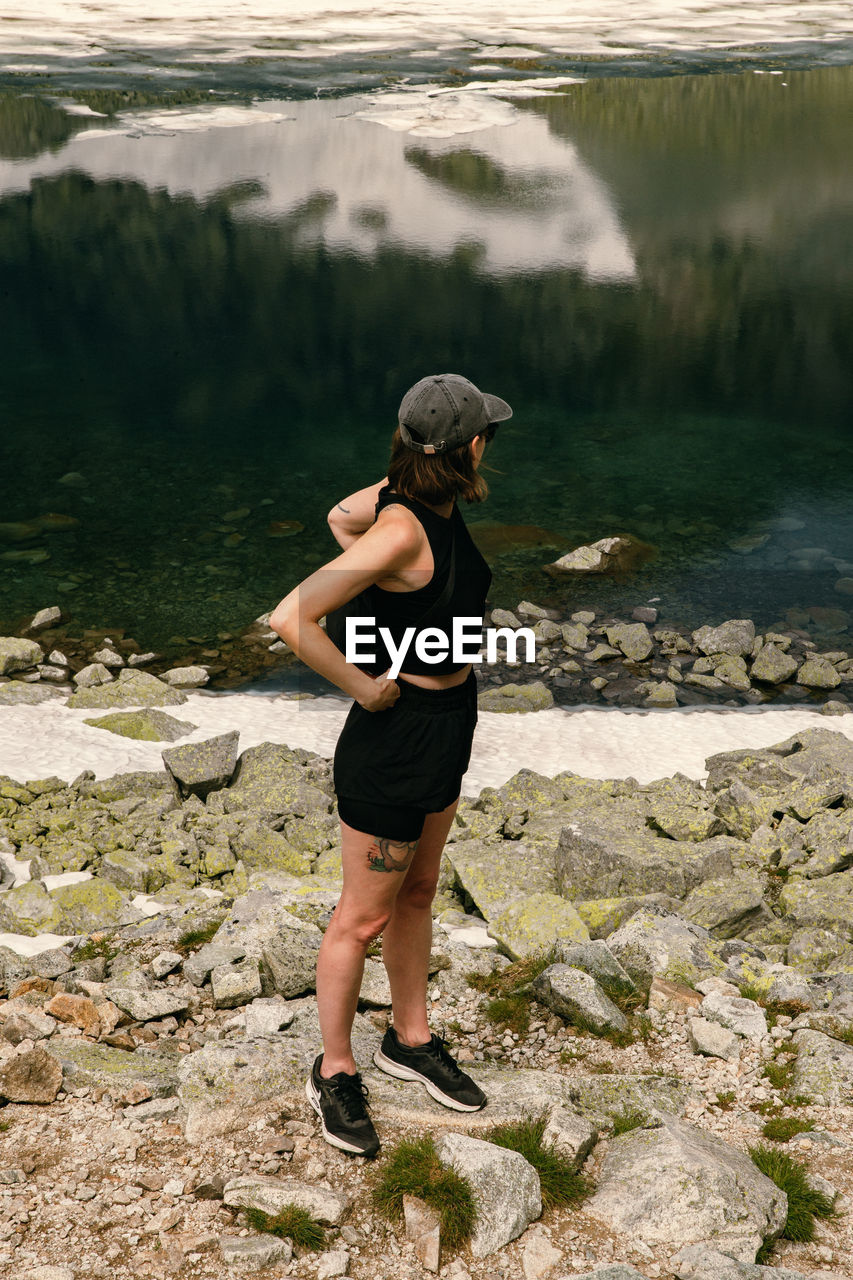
[1,67,852,656]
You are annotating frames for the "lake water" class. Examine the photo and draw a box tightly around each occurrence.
[1,5,852,659]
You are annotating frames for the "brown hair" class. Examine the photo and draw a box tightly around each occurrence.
[386,426,488,505]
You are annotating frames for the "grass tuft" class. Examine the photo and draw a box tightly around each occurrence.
[245,1205,325,1250]
[71,936,117,964]
[749,1144,838,1243]
[0,1119,12,1132]
[716,1090,737,1111]
[468,951,558,1036]
[761,1116,815,1143]
[611,1106,650,1137]
[485,1114,591,1210]
[763,1057,796,1092]
[372,1135,476,1251]
[175,919,221,954]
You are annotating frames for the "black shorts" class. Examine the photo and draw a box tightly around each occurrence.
[334,669,478,842]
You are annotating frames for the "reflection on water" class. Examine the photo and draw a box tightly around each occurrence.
[0,68,852,651]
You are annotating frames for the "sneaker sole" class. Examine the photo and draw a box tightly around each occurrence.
[373,1047,486,1112]
[304,1075,379,1156]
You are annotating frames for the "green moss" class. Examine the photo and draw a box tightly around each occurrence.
[485,1114,592,1210]
[749,1144,838,1243]
[244,1206,324,1251]
[371,1135,476,1252]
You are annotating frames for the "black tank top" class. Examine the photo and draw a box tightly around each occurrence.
[362,486,492,676]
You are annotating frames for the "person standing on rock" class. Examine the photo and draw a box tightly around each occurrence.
[270,373,511,1157]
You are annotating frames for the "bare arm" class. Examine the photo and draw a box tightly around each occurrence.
[269,509,420,711]
[327,476,389,549]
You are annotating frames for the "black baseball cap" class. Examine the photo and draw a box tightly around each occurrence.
[398,373,512,454]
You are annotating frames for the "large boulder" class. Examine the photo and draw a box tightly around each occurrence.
[487,893,589,959]
[162,730,240,800]
[680,876,771,940]
[436,1132,541,1257]
[750,644,799,685]
[779,872,853,940]
[84,709,197,741]
[790,1028,853,1105]
[532,964,629,1035]
[0,683,64,705]
[556,812,732,901]
[49,878,136,934]
[223,742,332,817]
[586,1117,786,1261]
[212,888,322,997]
[692,620,755,658]
[46,1040,179,1101]
[605,622,653,662]
[445,838,558,918]
[0,1044,63,1103]
[670,1243,812,1278]
[68,668,188,709]
[604,907,723,991]
[0,881,63,936]
[0,637,43,674]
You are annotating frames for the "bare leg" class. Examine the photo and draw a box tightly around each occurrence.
[381,797,459,1047]
[315,821,418,1077]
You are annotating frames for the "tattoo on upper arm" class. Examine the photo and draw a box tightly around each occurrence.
[337,503,351,513]
[366,836,419,872]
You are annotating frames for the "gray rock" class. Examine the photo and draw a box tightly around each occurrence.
[546,537,637,575]
[681,876,771,940]
[0,682,65,705]
[68,668,188,709]
[162,730,240,800]
[688,1016,741,1061]
[692,620,756,658]
[46,1040,178,1100]
[557,939,637,1000]
[700,991,768,1041]
[49,878,136,934]
[487,893,589,959]
[532,964,629,1035]
[541,1105,598,1169]
[489,608,521,629]
[403,1195,440,1274]
[556,816,732,902]
[105,981,193,1023]
[572,1269,648,1280]
[27,606,62,632]
[561,621,590,650]
[223,1175,350,1225]
[19,1267,77,1280]
[211,959,263,1009]
[445,837,557,919]
[797,657,842,689]
[84,709,196,742]
[150,950,183,979]
[224,742,332,817]
[779,872,853,940]
[639,680,679,707]
[750,644,799,685]
[220,1234,292,1272]
[606,907,723,991]
[436,1131,541,1257]
[2,1010,58,1044]
[0,637,43,674]
[791,1028,853,1105]
[477,681,554,713]
[92,647,125,669]
[162,665,209,688]
[73,662,114,687]
[244,997,295,1039]
[99,847,151,894]
[586,1117,786,1260]
[212,889,322,998]
[0,1045,63,1103]
[670,1242,811,1278]
[605,622,653,662]
[183,943,247,987]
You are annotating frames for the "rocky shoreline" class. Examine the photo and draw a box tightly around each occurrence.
[2,706,853,1277]
[1,598,853,714]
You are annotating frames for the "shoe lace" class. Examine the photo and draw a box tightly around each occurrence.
[430,1035,464,1079]
[329,1071,372,1123]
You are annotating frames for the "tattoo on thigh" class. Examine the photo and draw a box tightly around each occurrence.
[366,836,419,873]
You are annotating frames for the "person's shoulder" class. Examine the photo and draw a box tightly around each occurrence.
[370,501,423,551]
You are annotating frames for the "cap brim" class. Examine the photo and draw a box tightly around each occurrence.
[482,392,513,423]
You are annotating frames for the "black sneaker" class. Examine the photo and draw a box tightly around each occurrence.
[374,1026,487,1112]
[305,1055,380,1158]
